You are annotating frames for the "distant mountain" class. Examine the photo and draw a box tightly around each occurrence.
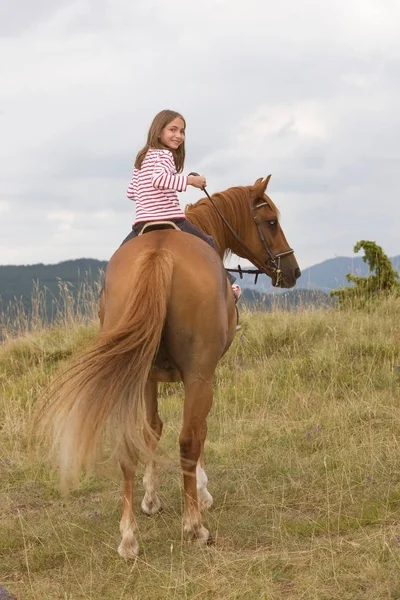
[0,259,107,312]
[238,255,400,293]
[0,255,399,316]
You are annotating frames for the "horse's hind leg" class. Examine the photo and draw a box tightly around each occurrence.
[141,380,163,516]
[180,377,213,542]
[197,421,213,512]
[118,448,139,558]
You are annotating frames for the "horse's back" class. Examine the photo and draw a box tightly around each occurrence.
[108,229,226,299]
[103,230,236,374]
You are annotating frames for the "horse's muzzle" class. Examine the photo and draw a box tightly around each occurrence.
[274,264,301,289]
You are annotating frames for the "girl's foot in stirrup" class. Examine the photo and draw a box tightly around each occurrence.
[232,284,241,301]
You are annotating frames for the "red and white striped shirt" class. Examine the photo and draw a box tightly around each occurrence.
[127,148,188,224]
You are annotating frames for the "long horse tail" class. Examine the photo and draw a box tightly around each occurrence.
[36,248,174,492]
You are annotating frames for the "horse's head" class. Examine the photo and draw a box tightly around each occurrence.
[185,175,301,288]
[244,175,300,288]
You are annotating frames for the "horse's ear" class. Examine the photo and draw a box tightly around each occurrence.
[262,175,272,192]
[251,175,272,198]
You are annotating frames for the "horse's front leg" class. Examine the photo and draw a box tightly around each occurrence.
[180,378,213,542]
[141,380,163,516]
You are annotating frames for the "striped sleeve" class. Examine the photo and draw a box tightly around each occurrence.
[152,151,188,192]
[126,176,135,200]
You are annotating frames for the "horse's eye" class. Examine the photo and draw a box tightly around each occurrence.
[268,220,277,226]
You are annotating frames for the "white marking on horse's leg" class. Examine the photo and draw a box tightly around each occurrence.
[141,461,162,515]
[117,514,139,559]
[196,463,213,511]
[118,458,139,558]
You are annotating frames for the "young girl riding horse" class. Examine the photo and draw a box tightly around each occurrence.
[123,109,241,299]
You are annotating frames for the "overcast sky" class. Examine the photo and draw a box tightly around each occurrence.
[0,0,398,271]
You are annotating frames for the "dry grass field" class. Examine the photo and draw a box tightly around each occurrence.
[1,291,400,599]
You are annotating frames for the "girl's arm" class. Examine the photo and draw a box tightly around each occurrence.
[152,151,188,192]
[126,177,135,200]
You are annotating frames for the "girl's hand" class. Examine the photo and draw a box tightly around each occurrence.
[188,175,207,189]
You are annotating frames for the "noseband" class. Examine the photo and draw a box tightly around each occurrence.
[252,201,295,285]
[203,189,294,286]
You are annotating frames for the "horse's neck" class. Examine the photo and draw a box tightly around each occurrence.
[187,196,243,258]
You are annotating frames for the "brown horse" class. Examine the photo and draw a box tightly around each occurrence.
[39,175,300,558]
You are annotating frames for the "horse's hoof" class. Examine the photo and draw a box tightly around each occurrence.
[141,496,162,516]
[184,524,210,544]
[117,539,139,559]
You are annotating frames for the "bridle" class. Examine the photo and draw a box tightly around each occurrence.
[199,184,294,287]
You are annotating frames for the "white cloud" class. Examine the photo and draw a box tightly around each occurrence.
[0,0,399,271]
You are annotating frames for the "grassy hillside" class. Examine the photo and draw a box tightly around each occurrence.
[1,296,400,599]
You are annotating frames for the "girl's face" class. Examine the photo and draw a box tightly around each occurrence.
[160,117,185,150]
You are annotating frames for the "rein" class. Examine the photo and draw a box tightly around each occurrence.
[189,174,294,286]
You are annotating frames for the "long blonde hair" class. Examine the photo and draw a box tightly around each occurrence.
[134,110,186,172]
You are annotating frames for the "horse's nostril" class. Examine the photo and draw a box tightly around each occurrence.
[295,268,301,279]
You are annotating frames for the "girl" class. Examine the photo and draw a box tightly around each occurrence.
[122,109,241,299]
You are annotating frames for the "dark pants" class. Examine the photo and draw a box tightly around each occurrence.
[121,218,236,284]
